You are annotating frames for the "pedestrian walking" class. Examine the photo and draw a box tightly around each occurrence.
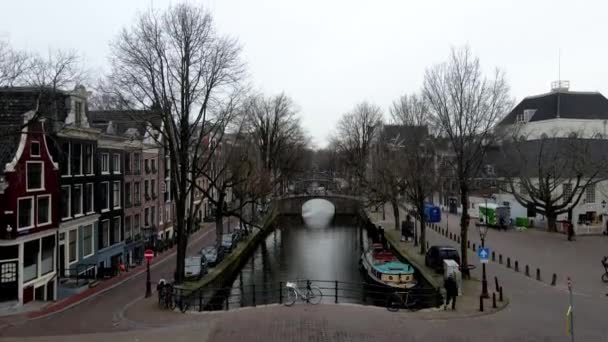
[444,274,458,310]
[567,221,576,241]
[401,215,414,242]
[378,224,386,249]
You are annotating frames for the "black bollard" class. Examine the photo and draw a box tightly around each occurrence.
[499,286,503,302]
[467,240,470,248]
[479,295,484,312]
[551,273,557,286]
[494,276,499,292]
[426,241,429,250]
[525,265,530,277]
[536,268,541,281]
[514,261,519,272]
[507,257,511,268]
[492,292,497,309]
[499,254,503,264]
[472,243,476,251]
[492,251,495,261]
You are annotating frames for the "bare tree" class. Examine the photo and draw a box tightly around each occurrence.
[497,135,608,232]
[28,49,86,90]
[330,101,383,193]
[423,46,513,275]
[105,4,246,283]
[389,93,436,254]
[0,41,31,87]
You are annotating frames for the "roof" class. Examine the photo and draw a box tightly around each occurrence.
[88,110,162,137]
[499,91,608,125]
[381,124,428,145]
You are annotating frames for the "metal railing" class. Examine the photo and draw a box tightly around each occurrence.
[161,279,442,313]
[63,263,97,286]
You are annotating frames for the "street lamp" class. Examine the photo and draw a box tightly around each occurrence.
[478,223,489,298]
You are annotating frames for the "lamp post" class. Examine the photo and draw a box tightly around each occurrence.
[478,223,489,298]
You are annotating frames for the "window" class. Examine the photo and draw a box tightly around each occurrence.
[75,101,83,126]
[18,197,34,229]
[27,162,43,191]
[41,236,54,275]
[61,142,70,176]
[82,225,93,258]
[112,154,121,173]
[133,214,140,238]
[85,183,94,213]
[37,195,51,226]
[101,153,109,173]
[101,182,109,211]
[125,182,132,207]
[134,153,141,174]
[125,153,131,174]
[72,143,82,175]
[165,204,171,223]
[112,216,121,244]
[151,206,155,227]
[145,159,150,173]
[68,229,77,263]
[23,240,39,282]
[30,141,40,157]
[151,159,156,172]
[151,179,156,197]
[125,216,132,240]
[562,183,573,203]
[585,183,596,204]
[144,208,150,227]
[84,145,93,175]
[113,181,121,208]
[101,220,110,249]
[61,186,71,219]
[134,182,141,205]
[144,180,149,198]
[73,184,83,216]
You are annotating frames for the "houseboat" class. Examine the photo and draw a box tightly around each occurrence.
[360,243,417,289]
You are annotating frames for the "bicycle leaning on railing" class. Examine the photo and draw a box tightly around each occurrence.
[386,291,418,312]
[284,281,323,306]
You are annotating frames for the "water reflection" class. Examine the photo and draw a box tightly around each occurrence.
[301,198,335,228]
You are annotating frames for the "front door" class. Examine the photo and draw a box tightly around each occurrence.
[0,261,18,302]
[59,245,65,278]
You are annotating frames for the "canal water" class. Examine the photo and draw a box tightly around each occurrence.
[225,199,368,307]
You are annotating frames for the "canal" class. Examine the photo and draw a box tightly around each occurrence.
[225,199,368,307]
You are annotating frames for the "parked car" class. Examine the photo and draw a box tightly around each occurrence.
[425,245,460,273]
[221,233,238,253]
[233,226,249,241]
[200,246,223,267]
[184,255,208,280]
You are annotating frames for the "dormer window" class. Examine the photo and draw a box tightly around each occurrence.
[30,141,40,157]
[75,101,83,126]
[516,109,536,124]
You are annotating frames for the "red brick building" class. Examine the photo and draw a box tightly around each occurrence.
[0,90,61,304]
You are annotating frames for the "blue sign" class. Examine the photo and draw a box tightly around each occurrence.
[478,247,490,264]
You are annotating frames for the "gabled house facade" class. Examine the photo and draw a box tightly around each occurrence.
[0,89,61,304]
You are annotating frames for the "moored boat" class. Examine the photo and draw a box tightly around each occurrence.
[360,243,417,289]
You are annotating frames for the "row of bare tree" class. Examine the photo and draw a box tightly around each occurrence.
[330,46,607,273]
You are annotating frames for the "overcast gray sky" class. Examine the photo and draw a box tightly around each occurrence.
[2,0,607,147]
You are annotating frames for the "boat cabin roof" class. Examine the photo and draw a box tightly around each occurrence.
[374,261,414,275]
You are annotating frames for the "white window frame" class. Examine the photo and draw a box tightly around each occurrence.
[85,182,95,214]
[30,141,40,157]
[101,182,110,212]
[101,153,109,174]
[101,219,110,249]
[85,145,94,176]
[82,224,95,259]
[36,194,52,227]
[61,185,71,220]
[68,229,78,265]
[113,181,121,209]
[73,184,83,217]
[585,183,596,204]
[113,154,121,174]
[17,196,35,230]
[26,161,45,192]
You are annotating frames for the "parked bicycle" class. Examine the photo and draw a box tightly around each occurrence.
[386,291,417,312]
[602,256,608,283]
[158,282,175,309]
[284,281,323,306]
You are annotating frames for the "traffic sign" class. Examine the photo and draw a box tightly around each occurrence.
[144,249,154,261]
[477,247,490,264]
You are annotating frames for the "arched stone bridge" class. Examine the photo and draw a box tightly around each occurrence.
[274,194,361,215]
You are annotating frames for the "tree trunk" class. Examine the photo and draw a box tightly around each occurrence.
[391,198,400,230]
[459,185,469,278]
[417,200,426,255]
[546,211,558,232]
[174,200,187,284]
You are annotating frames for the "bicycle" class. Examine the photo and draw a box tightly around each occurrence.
[386,291,417,312]
[283,281,323,306]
